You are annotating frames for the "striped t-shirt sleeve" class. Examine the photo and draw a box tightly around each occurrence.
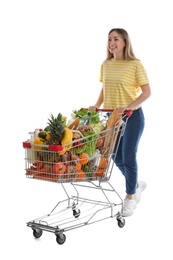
[135,62,149,87]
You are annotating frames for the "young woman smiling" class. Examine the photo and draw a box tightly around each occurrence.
[89,28,151,217]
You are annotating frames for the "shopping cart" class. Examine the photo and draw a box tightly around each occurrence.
[23,109,132,244]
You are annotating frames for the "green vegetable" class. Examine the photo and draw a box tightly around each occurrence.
[38,131,47,139]
[74,109,100,125]
[74,131,98,157]
[74,109,88,117]
[61,115,67,127]
[82,164,92,177]
[91,123,105,133]
[83,164,91,172]
[44,126,49,132]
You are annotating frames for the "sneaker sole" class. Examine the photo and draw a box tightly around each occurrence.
[122,211,134,217]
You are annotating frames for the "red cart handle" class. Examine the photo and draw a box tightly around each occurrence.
[80,108,133,117]
[95,108,133,117]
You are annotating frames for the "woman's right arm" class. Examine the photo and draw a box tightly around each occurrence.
[89,86,104,111]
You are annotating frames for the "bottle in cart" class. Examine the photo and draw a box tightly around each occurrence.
[34,128,40,139]
[27,132,36,164]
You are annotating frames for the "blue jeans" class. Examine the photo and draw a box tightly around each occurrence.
[113,107,145,195]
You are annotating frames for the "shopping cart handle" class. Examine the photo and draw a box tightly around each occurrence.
[124,109,133,117]
[94,108,133,117]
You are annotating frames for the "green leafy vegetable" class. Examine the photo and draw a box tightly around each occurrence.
[74,130,98,157]
[91,123,105,133]
[74,109,100,125]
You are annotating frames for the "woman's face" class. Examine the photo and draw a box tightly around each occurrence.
[108,31,126,58]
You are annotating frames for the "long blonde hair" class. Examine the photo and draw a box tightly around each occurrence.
[107,28,138,60]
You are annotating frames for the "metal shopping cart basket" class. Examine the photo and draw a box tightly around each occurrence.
[23,109,132,244]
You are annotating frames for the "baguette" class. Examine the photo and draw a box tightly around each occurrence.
[101,109,122,156]
[106,109,122,129]
[68,118,80,130]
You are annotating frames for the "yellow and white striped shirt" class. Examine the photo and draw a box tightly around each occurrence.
[100,59,149,109]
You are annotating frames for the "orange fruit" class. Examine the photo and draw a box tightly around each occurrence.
[99,157,107,169]
[75,163,82,171]
[76,169,86,180]
[79,153,89,165]
[95,167,104,177]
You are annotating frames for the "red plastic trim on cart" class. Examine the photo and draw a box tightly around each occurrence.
[23,141,31,148]
[23,141,63,152]
[48,145,63,152]
[124,110,133,117]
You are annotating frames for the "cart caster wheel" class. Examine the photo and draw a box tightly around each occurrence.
[73,209,80,218]
[33,228,43,238]
[56,233,66,245]
[117,218,125,228]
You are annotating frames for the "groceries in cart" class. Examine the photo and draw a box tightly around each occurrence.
[23,108,124,183]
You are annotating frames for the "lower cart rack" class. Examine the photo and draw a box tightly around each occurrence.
[27,181,125,244]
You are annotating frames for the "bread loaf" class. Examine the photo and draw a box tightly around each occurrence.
[68,118,80,130]
[101,109,122,156]
[106,109,122,129]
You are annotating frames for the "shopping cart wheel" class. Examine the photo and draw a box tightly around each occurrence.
[73,209,81,218]
[117,218,125,228]
[56,233,66,245]
[33,228,43,238]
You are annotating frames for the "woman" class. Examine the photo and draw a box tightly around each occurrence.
[89,28,151,217]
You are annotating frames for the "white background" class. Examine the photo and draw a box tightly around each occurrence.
[0,0,172,259]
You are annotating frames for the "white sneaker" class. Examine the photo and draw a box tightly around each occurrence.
[135,181,147,203]
[122,198,137,217]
